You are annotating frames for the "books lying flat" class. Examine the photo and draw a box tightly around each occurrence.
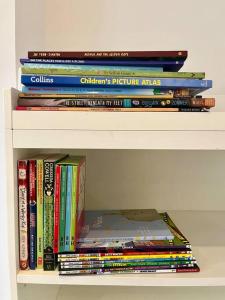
[21,66,205,79]
[79,209,174,242]
[17,97,215,108]
[28,50,188,60]
[20,59,185,71]
[21,75,212,90]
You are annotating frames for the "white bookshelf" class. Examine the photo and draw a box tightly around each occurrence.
[5,88,225,300]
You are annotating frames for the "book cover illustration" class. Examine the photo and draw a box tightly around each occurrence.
[79,209,174,243]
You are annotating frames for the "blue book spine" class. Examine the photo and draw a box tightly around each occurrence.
[65,166,72,252]
[21,86,162,95]
[20,58,184,67]
[22,63,162,72]
[21,75,212,89]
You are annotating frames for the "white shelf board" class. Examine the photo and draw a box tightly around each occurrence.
[17,210,225,286]
[12,129,225,149]
[12,111,225,131]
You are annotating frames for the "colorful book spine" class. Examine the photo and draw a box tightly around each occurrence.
[21,75,212,90]
[36,159,44,269]
[28,160,36,270]
[59,165,67,253]
[65,166,72,252]
[53,165,61,254]
[43,154,66,270]
[28,50,188,59]
[15,106,207,112]
[70,166,78,251]
[21,66,204,79]
[21,86,174,96]
[17,97,215,108]
[18,160,29,270]
[20,58,184,71]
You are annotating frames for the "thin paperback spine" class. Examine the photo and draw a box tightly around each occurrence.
[59,166,67,252]
[70,166,78,251]
[36,159,44,269]
[65,166,72,252]
[53,165,61,254]
[43,161,56,270]
[18,160,29,270]
[29,160,36,270]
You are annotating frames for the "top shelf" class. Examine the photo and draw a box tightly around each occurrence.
[5,89,225,150]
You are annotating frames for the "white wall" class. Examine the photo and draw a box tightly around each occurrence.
[1,0,225,299]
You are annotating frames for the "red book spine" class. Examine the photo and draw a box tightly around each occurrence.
[29,160,36,269]
[28,50,188,59]
[53,165,61,254]
[18,160,29,270]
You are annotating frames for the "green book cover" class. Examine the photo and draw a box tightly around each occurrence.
[70,166,78,251]
[21,66,205,79]
[59,165,67,253]
[43,153,67,271]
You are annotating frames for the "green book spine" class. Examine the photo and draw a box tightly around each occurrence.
[36,159,44,269]
[70,166,78,251]
[21,67,205,79]
[59,165,67,253]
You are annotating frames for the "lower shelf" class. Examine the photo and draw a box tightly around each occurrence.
[17,210,225,286]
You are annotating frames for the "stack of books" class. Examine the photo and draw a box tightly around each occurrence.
[58,209,199,275]
[17,154,86,271]
[17,50,215,112]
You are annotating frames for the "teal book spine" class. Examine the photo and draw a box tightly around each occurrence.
[59,165,67,253]
[65,166,72,252]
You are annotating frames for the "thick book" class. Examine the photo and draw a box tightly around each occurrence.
[28,50,188,60]
[21,66,204,79]
[20,58,184,71]
[18,160,29,270]
[57,156,86,252]
[43,154,67,271]
[17,97,215,108]
[21,75,212,90]
[28,160,36,269]
[79,209,173,243]
[15,106,208,112]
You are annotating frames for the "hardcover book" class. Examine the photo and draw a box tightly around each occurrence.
[79,209,174,243]
[28,50,188,60]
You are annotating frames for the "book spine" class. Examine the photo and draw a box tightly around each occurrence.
[21,59,184,71]
[59,165,67,253]
[21,66,203,78]
[21,86,174,97]
[43,161,56,270]
[29,160,36,270]
[17,98,215,108]
[65,166,72,252]
[18,160,29,270]
[21,75,212,89]
[70,166,77,251]
[36,159,44,269]
[53,165,61,254]
[15,106,207,112]
[28,50,187,59]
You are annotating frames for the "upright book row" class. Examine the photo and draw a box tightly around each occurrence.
[18,154,86,270]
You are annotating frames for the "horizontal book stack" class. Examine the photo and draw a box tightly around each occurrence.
[58,209,199,275]
[17,50,215,112]
[17,155,86,271]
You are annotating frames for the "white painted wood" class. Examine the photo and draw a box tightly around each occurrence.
[12,111,225,131]
[12,129,225,150]
[16,210,225,286]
